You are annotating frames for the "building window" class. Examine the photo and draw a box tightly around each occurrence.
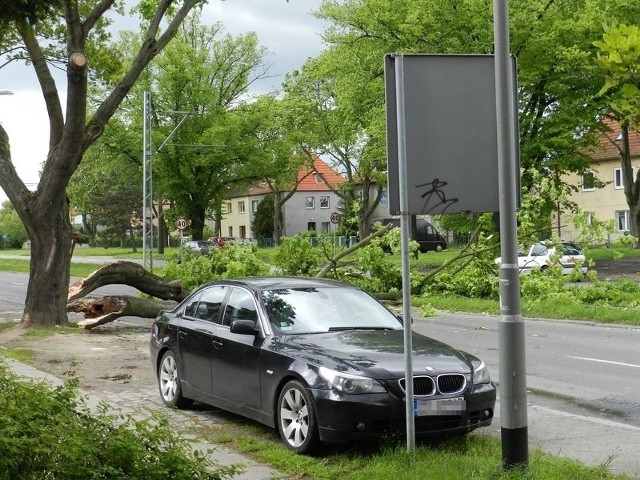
[320,196,330,209]
[225,202,232,214]
[238,201,245,213]
[228,226,233,237]
[239,225,246,238]
[614,168,623,189]
[582,171,595,191]
[587,212,595,225]
[614,167,634,189]
[315,173,324,184]
[321,222,330,233]
[616,210,630,232]
[251,200,260,213]
[306,197,315,209]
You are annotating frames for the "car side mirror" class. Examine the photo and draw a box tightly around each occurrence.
[230,319,257,335]
[396,314,414,324]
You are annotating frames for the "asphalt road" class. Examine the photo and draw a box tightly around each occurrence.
[414,313,640,477]
[2,265,639,476]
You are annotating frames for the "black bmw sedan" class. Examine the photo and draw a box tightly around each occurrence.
[150,277,495,453]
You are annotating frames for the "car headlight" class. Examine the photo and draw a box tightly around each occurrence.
[318,367,386,394]
[473,361,491,385]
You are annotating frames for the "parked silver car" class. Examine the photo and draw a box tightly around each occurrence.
[495,241,587,275]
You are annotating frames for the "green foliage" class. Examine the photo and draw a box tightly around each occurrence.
[0,361,240,480]
[0,0,62,24]
[164,244,270,292]
[149,13,270,240]
[421,259,499,300]
[348,240,402,293]
[68,121,143,247]
[272,235,321,276]
[594,23,640,128]
[613,234,639,249]
[0,201,28,248]
[251,194,275,239]
[572,208,615,247]
[519,267,567,299]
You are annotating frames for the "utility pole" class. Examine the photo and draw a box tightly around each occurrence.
[493,0,529,469]
[142,91,154,271]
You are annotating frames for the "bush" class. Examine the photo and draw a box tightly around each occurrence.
[164,244,270,292]
[0,362,240,480]
[272,235,321,276]
[421,261,499,300]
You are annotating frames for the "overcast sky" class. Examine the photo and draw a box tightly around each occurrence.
[0,0,327,203]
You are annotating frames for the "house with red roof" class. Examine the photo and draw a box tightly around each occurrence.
[218,157,346,242]
[556,118,640,242]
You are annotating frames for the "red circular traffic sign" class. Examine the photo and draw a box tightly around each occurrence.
[330,212,340,224]
[176,218,188,230]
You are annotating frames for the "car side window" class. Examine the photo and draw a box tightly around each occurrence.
[194,286,227,323]
[222,288,258,327]
[183,292,203,318]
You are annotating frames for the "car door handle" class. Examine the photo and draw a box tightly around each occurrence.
[212,340,223,349]
[179,331,188,338]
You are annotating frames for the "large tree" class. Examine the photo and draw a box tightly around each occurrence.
[309,0,640,235]
[149,13,269,240]
[0,0,207,327]
[594,23,640,243]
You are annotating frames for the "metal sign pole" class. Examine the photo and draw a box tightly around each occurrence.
[493,0,529,469]
[142,91,154,271]
[394,54,416,454]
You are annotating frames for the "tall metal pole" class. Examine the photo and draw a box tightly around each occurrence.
[394,54,416,454]
[493,0,529,469]
[143,91,154,271]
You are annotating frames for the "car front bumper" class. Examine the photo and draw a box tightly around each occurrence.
[311,383,496,444]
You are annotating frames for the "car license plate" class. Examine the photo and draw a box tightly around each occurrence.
[414,397,466,416]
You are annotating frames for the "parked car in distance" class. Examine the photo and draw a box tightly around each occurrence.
[182,240,215,255]
[209,237,255,248]
[374,217,447,253]
[150,277,495,454]
[495,241,588,275]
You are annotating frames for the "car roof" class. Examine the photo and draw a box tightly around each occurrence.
[200,276,353,292]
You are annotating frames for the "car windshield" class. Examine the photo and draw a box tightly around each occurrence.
[261,287,402,334]
[561,243,582,255]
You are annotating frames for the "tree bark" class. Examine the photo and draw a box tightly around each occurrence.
[68,261,186,302]
[21,192,74,327]
[68,295,177,329]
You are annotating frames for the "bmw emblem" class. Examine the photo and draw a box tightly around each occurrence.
[425,366,435,372]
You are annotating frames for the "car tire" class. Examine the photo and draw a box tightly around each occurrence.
[435,244,443,252]
[158,350,193,409]
[277,380,320,454]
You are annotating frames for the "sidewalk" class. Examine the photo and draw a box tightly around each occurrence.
[4,357,281,480]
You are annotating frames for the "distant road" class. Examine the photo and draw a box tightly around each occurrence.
[0,253,166,267]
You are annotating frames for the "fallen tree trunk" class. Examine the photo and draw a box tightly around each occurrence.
[68,295,177,330]
[68,261,186,302]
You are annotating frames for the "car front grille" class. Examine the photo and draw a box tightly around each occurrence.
[399,374,466,397]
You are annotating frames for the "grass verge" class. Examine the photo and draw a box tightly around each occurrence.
[417,295,640,326]
[200,421,629,480]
